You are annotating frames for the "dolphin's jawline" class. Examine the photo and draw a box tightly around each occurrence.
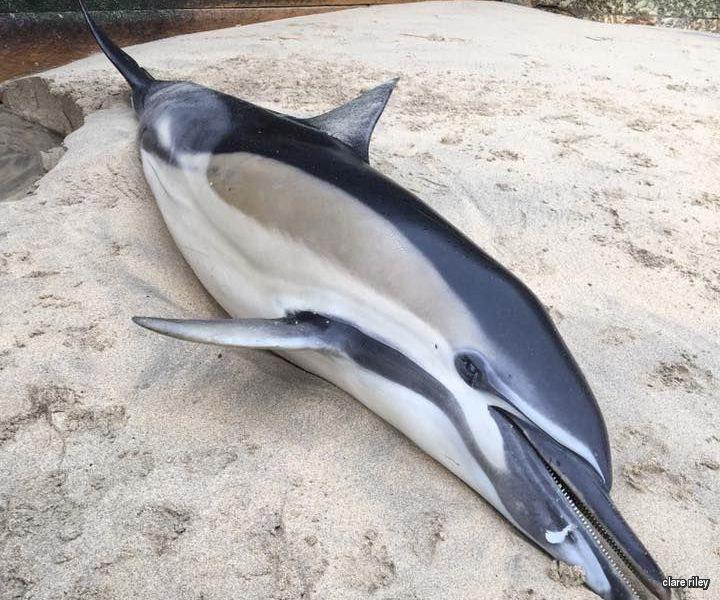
[497,407,670,600]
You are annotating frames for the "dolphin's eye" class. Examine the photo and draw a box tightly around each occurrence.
[455,353,491,390]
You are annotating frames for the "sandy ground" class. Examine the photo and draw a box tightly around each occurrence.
[0,108,62,202]
[1,2,719,598]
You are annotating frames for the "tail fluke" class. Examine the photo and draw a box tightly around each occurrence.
[79,0,154,91]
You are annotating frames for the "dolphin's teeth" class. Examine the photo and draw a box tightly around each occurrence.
[544,464,641,599]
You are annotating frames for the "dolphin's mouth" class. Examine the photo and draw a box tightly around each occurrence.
[543,461,646,599]
[493,408,669,600]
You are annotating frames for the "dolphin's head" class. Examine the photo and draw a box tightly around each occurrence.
[448,270,669,600]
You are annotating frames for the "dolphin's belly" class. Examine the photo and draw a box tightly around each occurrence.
[140,148,509,513]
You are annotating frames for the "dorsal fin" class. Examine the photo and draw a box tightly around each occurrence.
[305,78,398,162]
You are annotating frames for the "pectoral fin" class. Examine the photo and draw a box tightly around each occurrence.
[132,314,338,352]
[305,78,398,162]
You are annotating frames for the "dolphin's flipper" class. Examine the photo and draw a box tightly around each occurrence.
[305,78,398,162]
[132,314,340,352]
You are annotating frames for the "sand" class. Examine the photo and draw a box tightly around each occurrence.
[1,2,718,598]
[0,107,62,202]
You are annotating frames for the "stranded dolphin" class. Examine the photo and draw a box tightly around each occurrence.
[80,3,668,599]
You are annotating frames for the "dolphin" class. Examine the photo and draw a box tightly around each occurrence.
[80,3,669,599]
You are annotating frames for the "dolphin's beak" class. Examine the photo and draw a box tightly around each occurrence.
[489,407,669,600]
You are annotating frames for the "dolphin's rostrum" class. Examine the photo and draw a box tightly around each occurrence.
[80,3,669,599]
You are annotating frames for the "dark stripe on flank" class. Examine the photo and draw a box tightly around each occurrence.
[290,312,491,473]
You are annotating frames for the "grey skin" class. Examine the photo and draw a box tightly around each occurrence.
[80,3,670,599]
